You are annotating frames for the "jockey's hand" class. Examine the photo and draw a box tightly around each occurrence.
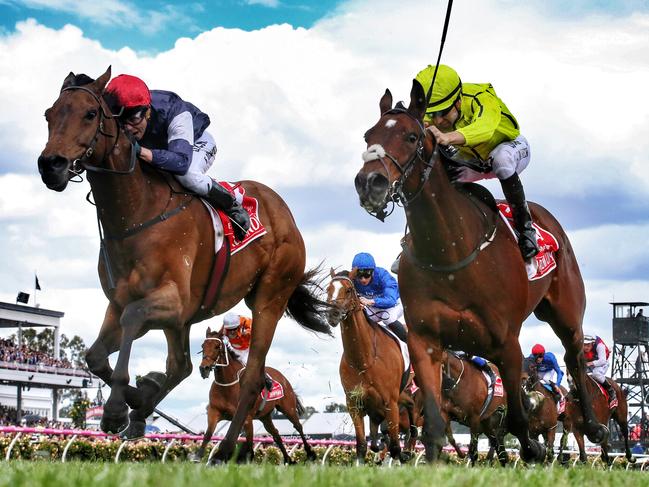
[359,297,375,307]
[137,146,153,163]
[586,361,593,367]
[426,126,466,146]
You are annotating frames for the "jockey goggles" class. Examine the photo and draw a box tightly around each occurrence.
[426,97,459,119]
[356,269,374,279]
[121,107,148,126]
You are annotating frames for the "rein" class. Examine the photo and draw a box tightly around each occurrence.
[202,337,245,387]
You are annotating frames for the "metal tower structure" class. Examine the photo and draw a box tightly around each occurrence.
[610,301,649,445]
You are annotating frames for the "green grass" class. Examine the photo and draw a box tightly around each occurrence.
[0,462,643,487]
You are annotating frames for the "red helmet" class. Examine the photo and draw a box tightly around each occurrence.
[105,74,151,109]
[531,344,545,356]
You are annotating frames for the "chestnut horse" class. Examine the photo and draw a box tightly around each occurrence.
[442,351,508,466]
[354,80,606,462]
[520,359,564,463]
[191,329,316,464]
[326,270,411,464]
[559,375,634,465]
[37,67,331,462]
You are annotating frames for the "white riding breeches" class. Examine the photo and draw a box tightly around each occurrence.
[232,347,249,365]
[588,364,609,383]
[458,134,531,182]
[365,300,404,325]
[174,130,217,195]
[538,369,557,384]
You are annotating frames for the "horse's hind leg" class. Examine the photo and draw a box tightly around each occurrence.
[535,294,607,443]
[260,415,295,465]
[279,397,316,461]
[468,432,479,466]
[613,396,635,462]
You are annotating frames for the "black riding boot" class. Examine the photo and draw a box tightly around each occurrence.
[205,184,251,241]
[500,173,540,260]
[387,320,408,342]
[264,373,274,391]
[602,379,617,407]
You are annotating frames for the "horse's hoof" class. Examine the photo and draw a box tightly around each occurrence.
[520,439,546,463]
[136,371,167,394]
[409,426,419,438]
[306,450,318,462]
[586,423,609,444]
[188,452,203,463]
[100,406,129,434]
[399,451,412,463]
[120,419,146,440]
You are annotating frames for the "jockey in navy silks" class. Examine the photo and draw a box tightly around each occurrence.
[104,74,250,241]
[351,252,408,342]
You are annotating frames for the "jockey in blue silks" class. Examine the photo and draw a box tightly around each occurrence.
[528,344,564,399]
[351,252,407,342]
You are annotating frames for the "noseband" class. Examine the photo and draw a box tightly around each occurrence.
[329,276,362,322]
[361,106,436,220]
[58,85,136,176]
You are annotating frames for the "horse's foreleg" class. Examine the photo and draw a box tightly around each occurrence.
[497,338,544,463]
[368,419,381,453]
[350,410,368,464]
[85,304,142,409]
[190,406,221,462]
[546,426,557,463]
[102,282,182,435]
[574,431,587,463]
[385,401,405,461]
[408,335,446,463]
[445,421,465,458]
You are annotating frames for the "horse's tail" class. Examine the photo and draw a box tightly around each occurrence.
[295,395,305,417]
[285,266,333,336]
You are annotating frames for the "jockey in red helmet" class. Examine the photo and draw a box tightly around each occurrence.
[528,344,563,400]
[104,74,250,241]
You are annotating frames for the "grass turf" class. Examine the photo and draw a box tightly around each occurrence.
[0,462,642,487]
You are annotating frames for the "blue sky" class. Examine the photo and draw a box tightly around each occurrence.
[0,0,343,52]
[0,0,648,428]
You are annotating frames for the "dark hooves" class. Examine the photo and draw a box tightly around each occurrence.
[100,407,129,434]
[520,439,546,463]
[136,371,167,394]
[119,419,146,440]
[586,423,609,444]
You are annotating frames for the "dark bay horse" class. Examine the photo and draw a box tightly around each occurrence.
[354,80,606,462]
[559,376,633,465]
[37,67,331,462]
[521,360,564,463]
[326,270,411,464]
[442,351,508,466]
[191,329,316,464]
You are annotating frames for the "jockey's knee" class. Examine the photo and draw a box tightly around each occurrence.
[175,171,212,195]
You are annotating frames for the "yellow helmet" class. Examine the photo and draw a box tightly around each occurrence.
[415,64,462,119]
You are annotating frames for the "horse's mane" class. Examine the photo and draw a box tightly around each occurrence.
[335,270,350,278]
[69,73,95,87]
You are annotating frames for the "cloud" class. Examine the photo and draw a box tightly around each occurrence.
[244,0,280,7]
[0,0,648,421]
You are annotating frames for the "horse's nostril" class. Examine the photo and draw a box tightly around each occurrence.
[367,172,389,193]
[38,155,69,173]
[354,172,367,193]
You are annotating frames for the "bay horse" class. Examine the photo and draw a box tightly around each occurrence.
[442,351,508,466]
[354,79,606,462]
[520,358,564,463]
[559,375,634,465]
[191,329,316,464]
[326,270,411,464]
[37,67,332,463]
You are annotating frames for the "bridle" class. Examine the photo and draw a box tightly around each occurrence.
[58,85,137,178]
[328,276,363,322]
[201,337,245,387]
[361,106,436,221]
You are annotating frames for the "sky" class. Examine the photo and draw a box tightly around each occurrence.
[0,0,648,432]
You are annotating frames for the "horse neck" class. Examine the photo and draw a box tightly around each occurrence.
[340,307,377,371]
[87,128,169,238]
[213,349,244,385]
[403,148,485,265]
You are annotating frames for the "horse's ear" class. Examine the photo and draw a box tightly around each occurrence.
[330,267,336,278]
[408,79,426,122]
[91,66,112,94]
[60,72,77,92]
[349,268,357,280]
[206,326,211,336]
[379,89,393,115]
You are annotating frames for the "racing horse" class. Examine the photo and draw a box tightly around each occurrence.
[558,375,634,465]
[354,80,606,462]
[520,358,564,463]
[442,351,508,466]
[191,329,316,464]
[37,67,332,463]
[326,270,412,464]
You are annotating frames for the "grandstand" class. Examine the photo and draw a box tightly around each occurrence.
[0,301,92,424]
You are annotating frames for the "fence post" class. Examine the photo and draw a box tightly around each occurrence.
[414,450,425,467]
[5,432,22,461]
[206,441,221,465]
[114,439,129,464]
[321,444,334,466]
[61,434,77,463]
[161,439,176,464]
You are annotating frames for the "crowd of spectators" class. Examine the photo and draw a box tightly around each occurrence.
[0,337,74,369]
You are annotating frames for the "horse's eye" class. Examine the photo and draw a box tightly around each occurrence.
[85,109,97,120]
[408,133,418,143]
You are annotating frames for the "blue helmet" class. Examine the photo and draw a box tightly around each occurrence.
[352,252,376,270]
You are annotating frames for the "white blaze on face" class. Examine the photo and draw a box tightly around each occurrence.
[385,119,397,128]
[330,280,344,301]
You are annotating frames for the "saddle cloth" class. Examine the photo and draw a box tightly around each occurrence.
[541,383,567,413]
[376,324,410,373]
[201,181,267,254]
[261,377,284,402]
[496,202,560,281]
[481,370,504,397]
[594,379,619,409]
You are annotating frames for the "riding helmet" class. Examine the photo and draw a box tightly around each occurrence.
[531,344,545,355]
[105,74,151,109]
[415,64,462,121]
[352,252,376,270]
